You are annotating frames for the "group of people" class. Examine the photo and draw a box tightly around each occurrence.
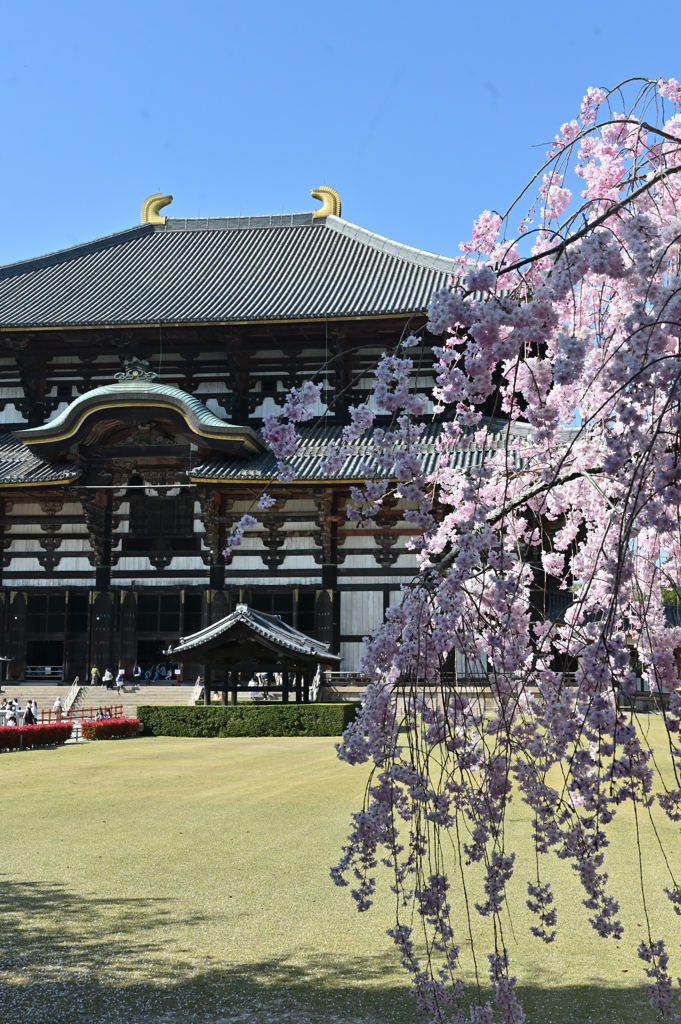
[89,667,126,693]
[1,697,39,726]
[135,664,173,682]
[88,664,176,688]
[95,707,115,721]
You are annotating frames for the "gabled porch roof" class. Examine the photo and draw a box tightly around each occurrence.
[167,603,342,668]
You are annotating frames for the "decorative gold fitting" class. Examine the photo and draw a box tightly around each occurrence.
[141,193,173,225]
[310,186,341,219]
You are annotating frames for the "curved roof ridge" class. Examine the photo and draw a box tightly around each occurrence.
[14,380,265,453]
[323,215,459,274]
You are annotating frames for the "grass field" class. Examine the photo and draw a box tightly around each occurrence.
[0,724,679,1024]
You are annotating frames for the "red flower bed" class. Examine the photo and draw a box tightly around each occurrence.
[81,717,141,740]
[0,722,73,750]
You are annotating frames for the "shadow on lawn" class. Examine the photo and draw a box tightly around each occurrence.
[0,878,662,1024]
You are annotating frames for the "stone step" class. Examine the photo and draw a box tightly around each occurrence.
[0,685,72,713]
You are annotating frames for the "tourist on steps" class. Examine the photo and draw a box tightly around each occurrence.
[53,696,64,722]
[115,668,124,695]
[90,666,101,687]
[103,669,114,690]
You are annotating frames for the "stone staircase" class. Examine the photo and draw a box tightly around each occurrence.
[113,684,195,718]
[70,685,89,713]
[0,684,72,715]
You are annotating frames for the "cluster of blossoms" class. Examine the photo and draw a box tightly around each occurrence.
[227,78,681,1022]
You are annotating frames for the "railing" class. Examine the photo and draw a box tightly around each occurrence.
[2,703,125,725]
[310,665,322,702]
[323,671,366,686]
[26,665,63,680]
[68,704,123,721]
[64,680,81,713]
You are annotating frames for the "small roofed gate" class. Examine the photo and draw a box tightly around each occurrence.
[167,603,342,705]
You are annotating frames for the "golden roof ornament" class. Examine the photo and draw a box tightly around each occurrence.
[310,186,341,219]
[141,193,173,225]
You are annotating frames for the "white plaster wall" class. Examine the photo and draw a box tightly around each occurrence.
[283,535,316,551]
[276,555,318,570]
[194,381,228,394]
[228,576,321,588]
[116,556,155,572]
[341,590,384,636]
[229,555,265,571]
[58,556,92,571]
[341,575,413,586]
[205,399,227,419]
[167,556,206,571]
[340,642,365,672]
[0,404,28,423]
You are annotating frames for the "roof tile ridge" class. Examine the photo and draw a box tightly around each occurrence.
[162,211,319,232]
[323,215,459,273]
[0,224,154,279]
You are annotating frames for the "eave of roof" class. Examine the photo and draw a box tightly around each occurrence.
[0,433,81,487]
[0,211,457,329]
[190,421,531,485]
[169,604,342,663]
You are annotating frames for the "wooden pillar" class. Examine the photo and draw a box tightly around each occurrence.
[230,670,238,705]
[8,592,27,681]
[221,684,228,705]
[282,668,289,703]
[204,664,211,705]
[295,669,302,704]
[303,667,310,703]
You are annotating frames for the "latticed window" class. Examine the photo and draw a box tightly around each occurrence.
[27,593,66,633]
[250,592,315,634]
[136,594,181,633]
[126,495,196,555]
[129,495,193,537]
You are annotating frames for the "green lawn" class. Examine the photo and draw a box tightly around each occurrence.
[0,725,679,1024]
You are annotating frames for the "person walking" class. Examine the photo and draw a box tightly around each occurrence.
[53,696,65,722]
[133,664,141,685]
[23,701,35,726]
[31,700,38,724]
[115,667,124,695]
[91,666,101,687]
[103,669,113,690]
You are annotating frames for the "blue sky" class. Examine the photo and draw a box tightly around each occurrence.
[1,0,680,266]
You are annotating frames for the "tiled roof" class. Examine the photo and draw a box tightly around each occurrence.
[191,420,529,484]
[0,433,80,486]
[168,603,342,664]
[0,213,459,328]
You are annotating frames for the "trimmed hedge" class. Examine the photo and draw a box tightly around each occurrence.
[0,722,73,751]
[137,703,360,738]
[81,717,141,740]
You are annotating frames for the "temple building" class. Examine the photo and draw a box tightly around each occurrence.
[0,187,456,682]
